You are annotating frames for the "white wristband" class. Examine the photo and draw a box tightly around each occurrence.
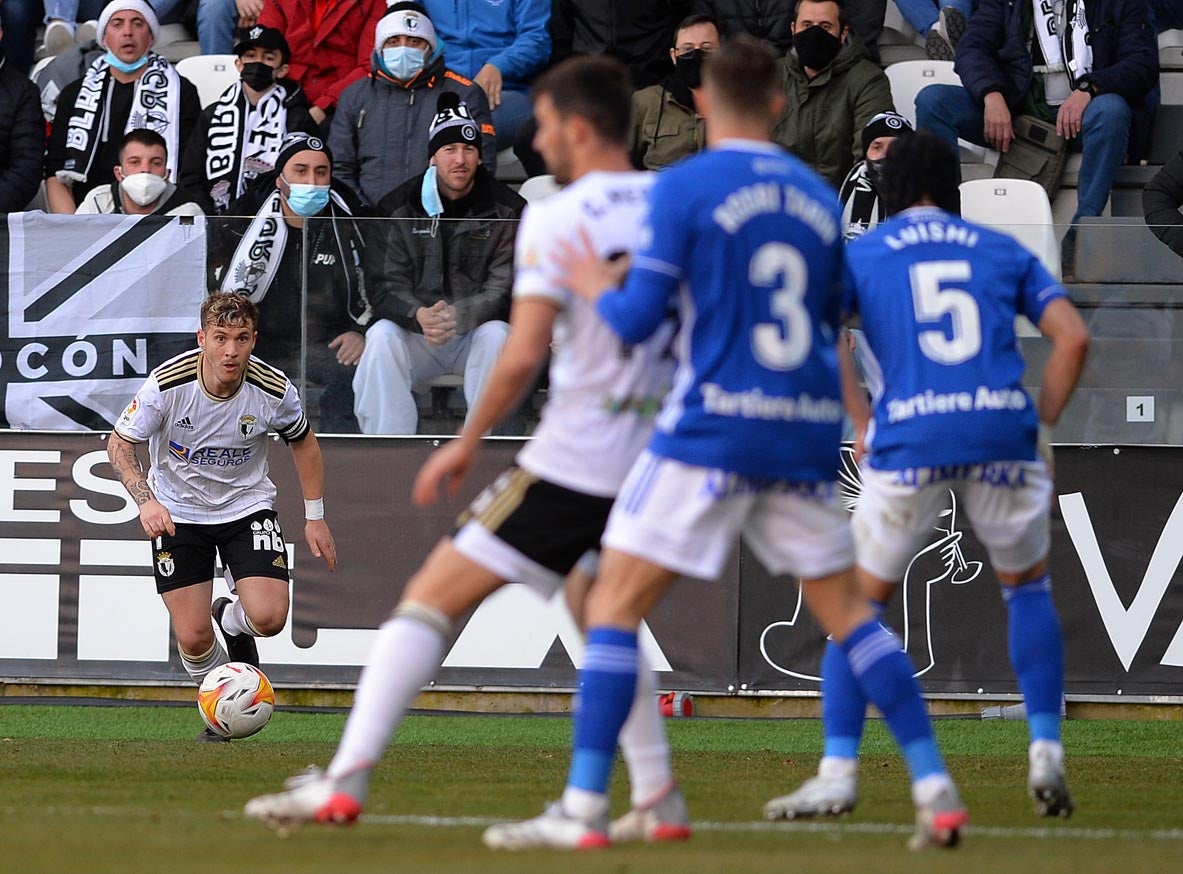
[304,498,325,520]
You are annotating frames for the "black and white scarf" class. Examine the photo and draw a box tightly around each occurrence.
[205,81,289,214]
[220,188,370,325]
[1033,0,1093,101]
[838,162,884,241]
[59,52,181,185]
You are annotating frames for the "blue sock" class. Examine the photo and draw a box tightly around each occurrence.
[567,627,638,794]
[842,620,947,781]
[1003,574,1064,743]
[821,600,886,760]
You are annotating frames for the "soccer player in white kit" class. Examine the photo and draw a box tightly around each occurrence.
[243,56,688,841]
[107,292,337,741]
[483,37,967,851]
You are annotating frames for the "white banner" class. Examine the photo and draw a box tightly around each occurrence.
[1,212,207,430]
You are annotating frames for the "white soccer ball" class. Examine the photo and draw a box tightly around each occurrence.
[197,662,276,739]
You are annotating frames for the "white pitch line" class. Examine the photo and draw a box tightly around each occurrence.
[361,814,1183,843]
[7,806,1183,843]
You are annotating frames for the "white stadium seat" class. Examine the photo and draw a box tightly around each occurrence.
[175,54,239,109]
[516,174,561,203]
[885,60,992,163]
[959,178,1060,279]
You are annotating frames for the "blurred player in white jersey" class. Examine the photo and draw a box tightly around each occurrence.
[483,37,967,852]
[770,131,1088,822]
[243,56,688,842]
[107,292,336,741]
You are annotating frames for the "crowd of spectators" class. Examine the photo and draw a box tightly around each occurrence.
[0,0,1179,434]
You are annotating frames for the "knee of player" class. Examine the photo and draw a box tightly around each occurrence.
[243,604,288,637]
[175,623,217,656]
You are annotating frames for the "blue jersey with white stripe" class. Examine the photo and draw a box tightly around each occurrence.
[596,141,845,482]
[844,207,1067,470]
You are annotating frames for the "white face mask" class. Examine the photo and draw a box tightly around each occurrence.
[120,172,168,206]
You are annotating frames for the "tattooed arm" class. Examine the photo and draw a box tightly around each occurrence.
[107,432,176,538]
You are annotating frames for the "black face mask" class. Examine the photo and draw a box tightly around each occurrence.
[794,25,842,71]
[866,158,886,188]
[674,49,707,89]
[241,61,277,92]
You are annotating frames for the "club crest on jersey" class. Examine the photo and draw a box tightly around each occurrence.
[156,551,174,577]
[168,441,191,462]
[239,414,257,437]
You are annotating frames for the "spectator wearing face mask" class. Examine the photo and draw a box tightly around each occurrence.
[329,2,496,209]
[211,133,371,433]
[181,26,319,215]
[837,110,913,240]
[44,0,201,213]
[771,0,894,188]
[75,127,203,215]
[629,13,718,171]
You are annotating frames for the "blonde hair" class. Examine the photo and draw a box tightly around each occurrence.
[201,292,259,332]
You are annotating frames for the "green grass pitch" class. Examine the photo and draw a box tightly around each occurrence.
[2,704,1181,873]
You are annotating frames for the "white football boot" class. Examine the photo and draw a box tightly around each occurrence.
[482,801,610,850]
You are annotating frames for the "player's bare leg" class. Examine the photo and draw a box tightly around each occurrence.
[163,581,232,742]
[244,539,504,829]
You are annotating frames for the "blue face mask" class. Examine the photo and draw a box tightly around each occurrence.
[104,50,150,73]
[380,45,425,81]
[283,178,331,217]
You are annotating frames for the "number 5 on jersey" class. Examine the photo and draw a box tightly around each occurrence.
[909,260,982,365]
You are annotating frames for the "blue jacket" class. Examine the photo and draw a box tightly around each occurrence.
[422,0,551,90]
[954,0,1158,153]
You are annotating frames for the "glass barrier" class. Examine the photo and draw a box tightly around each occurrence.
[1,212,1178,445]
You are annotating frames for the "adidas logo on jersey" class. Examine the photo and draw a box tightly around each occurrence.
[173,416,195,430]
[272,555,287,569]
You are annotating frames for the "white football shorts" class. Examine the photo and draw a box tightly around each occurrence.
[853,460,1052,580]
[603,450,854,581]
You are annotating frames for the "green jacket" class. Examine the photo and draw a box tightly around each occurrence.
[771,39,894,188]
[629,76,706,171]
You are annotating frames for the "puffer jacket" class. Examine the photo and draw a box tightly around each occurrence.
[771,37,894,188]
[0,54,45,212]
[367,164,524,335]
[329,53,498,209]
[691,0,793,54]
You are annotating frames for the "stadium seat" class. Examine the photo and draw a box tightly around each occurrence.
[884,60,991,163]
[882,0,919,42]
[1160,29,1183,70]
[517,174,561,203]
[959,178,1060,279]
[175,54,239,108]
[496,148,527,183]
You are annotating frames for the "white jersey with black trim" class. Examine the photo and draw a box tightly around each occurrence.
[512,170,676,497]
[114,349,309,524]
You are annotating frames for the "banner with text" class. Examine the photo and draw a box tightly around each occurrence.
[1,435,1181,701]
[0,212,206,430]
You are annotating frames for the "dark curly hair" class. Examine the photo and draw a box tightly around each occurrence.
[877,129,961,217]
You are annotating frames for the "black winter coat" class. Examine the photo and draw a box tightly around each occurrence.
[550,0,693,88]
[0,55,46,212]
[692,0,793,55]
[367,165,524,335]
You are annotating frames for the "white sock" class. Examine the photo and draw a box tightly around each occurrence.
[561,785,609,821]
[619,648,674,807]
[179,640,228,684]
[219,598,257,637]
[327,611,447,783]
[1029,738,1065,765]
[818,756,859,780]
[911,772,955,807]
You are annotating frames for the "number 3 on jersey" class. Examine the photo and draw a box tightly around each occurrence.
[750,242,812,370]
[909,260,982,365]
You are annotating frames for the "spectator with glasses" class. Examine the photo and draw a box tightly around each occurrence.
[629,13,719,171]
